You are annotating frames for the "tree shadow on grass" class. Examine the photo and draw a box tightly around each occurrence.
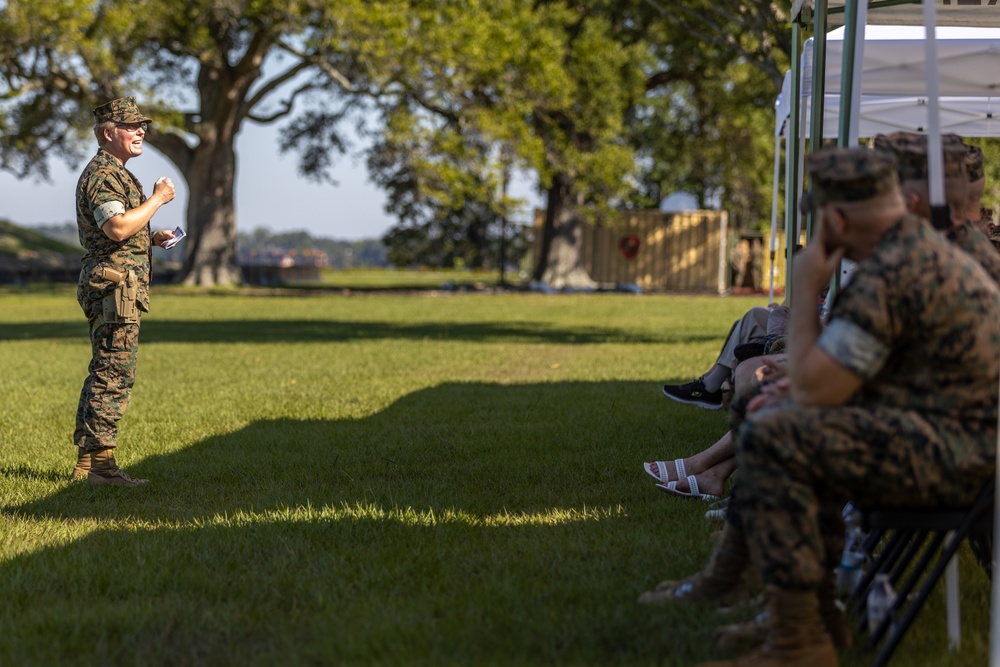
[0,381,726,667]
[0,318,721,346]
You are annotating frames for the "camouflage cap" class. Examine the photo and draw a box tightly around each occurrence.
[799,147,898,212]
[965,143,985,183]
[884,131,966,182]
[867,134,893,152]
[92,96,152,124]
[988,221,1000,245]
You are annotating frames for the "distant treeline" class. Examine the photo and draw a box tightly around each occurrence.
[28,223,389,269]
[237,227,389,269]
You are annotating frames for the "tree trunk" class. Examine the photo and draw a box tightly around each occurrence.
[532,172,596,290]
[175,141,242,287]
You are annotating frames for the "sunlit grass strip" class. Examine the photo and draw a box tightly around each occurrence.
[272,502,628,527]
[7,503,629,532]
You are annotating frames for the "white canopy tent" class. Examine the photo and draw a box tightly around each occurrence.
[768,25,1000,300]
[784,3,1000,664]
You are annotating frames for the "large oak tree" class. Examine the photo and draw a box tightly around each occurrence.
[0,0,365,286]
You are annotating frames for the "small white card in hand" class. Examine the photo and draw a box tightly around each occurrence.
[162,226,186,249]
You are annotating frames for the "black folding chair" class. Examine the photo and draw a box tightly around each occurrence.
[846,479,994,667]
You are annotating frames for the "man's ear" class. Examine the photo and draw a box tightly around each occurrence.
[828,206,849,236]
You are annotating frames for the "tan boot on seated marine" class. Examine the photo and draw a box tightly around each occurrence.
[87,447,149,487]
[697,586,838,667]
[71,447,92,481]
[716,573,851,653]
[638,523,750,607]
[819,571,852,649]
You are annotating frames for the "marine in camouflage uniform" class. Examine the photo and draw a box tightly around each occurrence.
[881,132,1000,284]
[947,142,1000,267]
[683,148,1000,667]
[72,97,176,486]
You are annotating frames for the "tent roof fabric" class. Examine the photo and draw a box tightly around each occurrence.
[794,0,1000,29]
[805,26,1000,97]
[774,25,1000,139]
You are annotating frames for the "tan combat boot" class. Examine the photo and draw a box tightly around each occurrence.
[638,523,750,607]
[716,605,770,652]
[717,574,851,652]
[71,447,92,481]
[819,572,852,649]
[697,586,838,667]
[87,447,149,487]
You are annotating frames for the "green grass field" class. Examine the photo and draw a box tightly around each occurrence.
[0,285,990,666]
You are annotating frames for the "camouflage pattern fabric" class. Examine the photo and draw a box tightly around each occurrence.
[945,221,1000,283]
[735,401,992,589]
[73,315,140,451]
[92,96,153,124]
[74,148,152,451]
[729,212,1000,590]
[873,133,1000,280]
[881,131,967,182]
[799,147,897,212]
[966,143,985,183]
[76,148,151,313]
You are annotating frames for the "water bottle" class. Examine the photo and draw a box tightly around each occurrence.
[836,526,866,596]
[867,573,897,635]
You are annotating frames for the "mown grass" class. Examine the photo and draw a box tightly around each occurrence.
[315,267,503,290]
[0,285,990,666]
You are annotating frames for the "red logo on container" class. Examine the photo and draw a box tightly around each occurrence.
[619,234,641,260]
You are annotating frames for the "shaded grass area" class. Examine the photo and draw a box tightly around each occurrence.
[315,267,501,290]
[0,286,990,666]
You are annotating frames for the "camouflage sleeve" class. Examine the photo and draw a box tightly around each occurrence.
[88,175,130,227]
[817,317,890,379]
[820,268,896,378]
[945,222,1000,286]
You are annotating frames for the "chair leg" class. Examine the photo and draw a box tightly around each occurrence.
[866,532,944,650]
[870,484,995,667]
[853,529,916,634]
[872,530,964,667]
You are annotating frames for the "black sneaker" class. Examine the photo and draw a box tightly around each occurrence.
[662,378,724,410]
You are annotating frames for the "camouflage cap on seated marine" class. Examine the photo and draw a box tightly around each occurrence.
[799,147,898,213]
[92,96,152,125]
[878,131,966,182]
[867,134,893,152]
[965,143,985,183]
[990,225,1000,245]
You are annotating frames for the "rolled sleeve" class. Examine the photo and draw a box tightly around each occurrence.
[93,200,126,226]
[817,317,890,379]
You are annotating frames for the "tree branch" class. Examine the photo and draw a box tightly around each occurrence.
[245,81,319,123]
[275,39,354,92]
[147,131,194,173]
[242,59,313,112]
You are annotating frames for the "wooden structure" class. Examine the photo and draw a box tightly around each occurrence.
[534,209,733,293]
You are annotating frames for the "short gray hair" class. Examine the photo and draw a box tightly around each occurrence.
[94,121,116,146]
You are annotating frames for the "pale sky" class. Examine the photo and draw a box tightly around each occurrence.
[0,122,398,241]
[0,122,541,242]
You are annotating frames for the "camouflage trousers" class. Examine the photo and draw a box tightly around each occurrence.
[727,400,993,590]
[73,307,140,452]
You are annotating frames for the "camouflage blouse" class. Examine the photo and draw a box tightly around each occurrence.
[75,148,151,313]
[945,220,1000,286]
[819,213,1000,467]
